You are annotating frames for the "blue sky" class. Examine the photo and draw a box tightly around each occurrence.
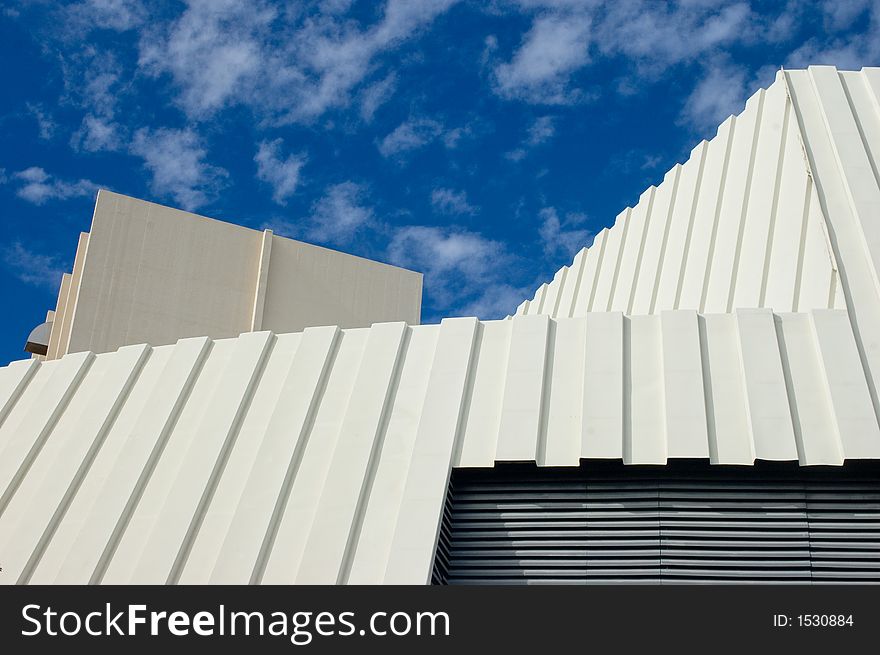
[1,0,878,366]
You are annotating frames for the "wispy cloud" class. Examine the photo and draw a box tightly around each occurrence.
[359,72,397,122]
[538,206,591,258]
[431,188,478,215]
[254,139,307,205]
[305,181,374,245]
[388,225,521,318]
[71,114,123,152]
[492,12,591,104]
[12,167,99,205]
[679,59,775,132]
[506,115,556,160]
[378,118,444,158]
[2,242,67,289]
[26,103,56,140]
[130,127,228,210]
[137,0,459,124]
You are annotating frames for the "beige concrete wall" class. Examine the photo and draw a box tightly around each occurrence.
[66,191,263,355]
[48,191,422,357]
[261,235,422,332]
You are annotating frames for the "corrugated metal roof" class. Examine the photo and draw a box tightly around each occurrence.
[0,308,878,584]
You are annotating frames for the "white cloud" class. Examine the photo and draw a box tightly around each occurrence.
[12,167,99,205]
[378,118,444,158]
[538,207,591,258]
[2,242,67,289]
[254,139,307,205]
[388,225,519,317]
[679,60,776,132]
[66,0,146,33]
[306,181,374,244]
[26,103,56,140]
[72,114,123,152]
[130,127,228,210]
[138,0,459,124]
[506,115,556,160]
[493,12,591,103]
[359,73,397,122]
[431,188,477,215]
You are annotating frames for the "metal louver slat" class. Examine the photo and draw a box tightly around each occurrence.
[433,463,880,585]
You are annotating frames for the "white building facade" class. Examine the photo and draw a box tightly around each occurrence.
[1,66,879,585]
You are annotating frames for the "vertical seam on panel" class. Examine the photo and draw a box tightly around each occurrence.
[605,209,633,311]
[627,188,657,315]
[338,327,410,584]
[250,330,342,584]
[90,340,211,584]
[759,101,793,306]
[843,73,880,191]
[649,166,682,314]
[700,117,737,312]
[696,316,719,463]
[0,353,95,517]
[551,268,569,318]
[792,178,814,311]
[167,335,276,584]
[727,89,767,312]
[0,361,39,430]
[454,322,485,467]
[586,232,609,312]
[565,250,588,318]
[673,143,709,309]
[772,316,806,464]
[622,316,632,463]
[18,347,153,584]
[536,319,556,466]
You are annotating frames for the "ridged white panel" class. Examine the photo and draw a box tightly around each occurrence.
[0,310,877,585]
[592,209,631,312]
[543,317,586,466]
[33,337,210,584]
[457,321,512,467]
[678,118,733,311]
[572,230,608,315]
[384,318,478,584]
[0,352,93,515]
[786,68,880,427]
[557,248,587,318]
[297,322,407,583]
[175,329,310,584]
[655,142,707,311]
[582,312,624,459]
[103,331,273,584]
[496,314,550,461]
[0,359,38,426]
[775,313,842,464]
[735,309,798,460]
[810,309,880,458]
[346,324,439,584]
[0,345,148,584]
[259,328,369,583]
[543,268,566,317]
[699,313,753,463]
[517,70,845,320]
[611,188,654,313]
[626,314,665,464]
[703,91,764,313]
[631,167,680,314]
[660,311,709,458]
[732,80,789,310]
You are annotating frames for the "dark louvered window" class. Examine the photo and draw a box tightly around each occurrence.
[432,462,880,584]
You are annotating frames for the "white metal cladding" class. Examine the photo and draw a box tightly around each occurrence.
[516,66,880,320]
[0,308,879,585]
